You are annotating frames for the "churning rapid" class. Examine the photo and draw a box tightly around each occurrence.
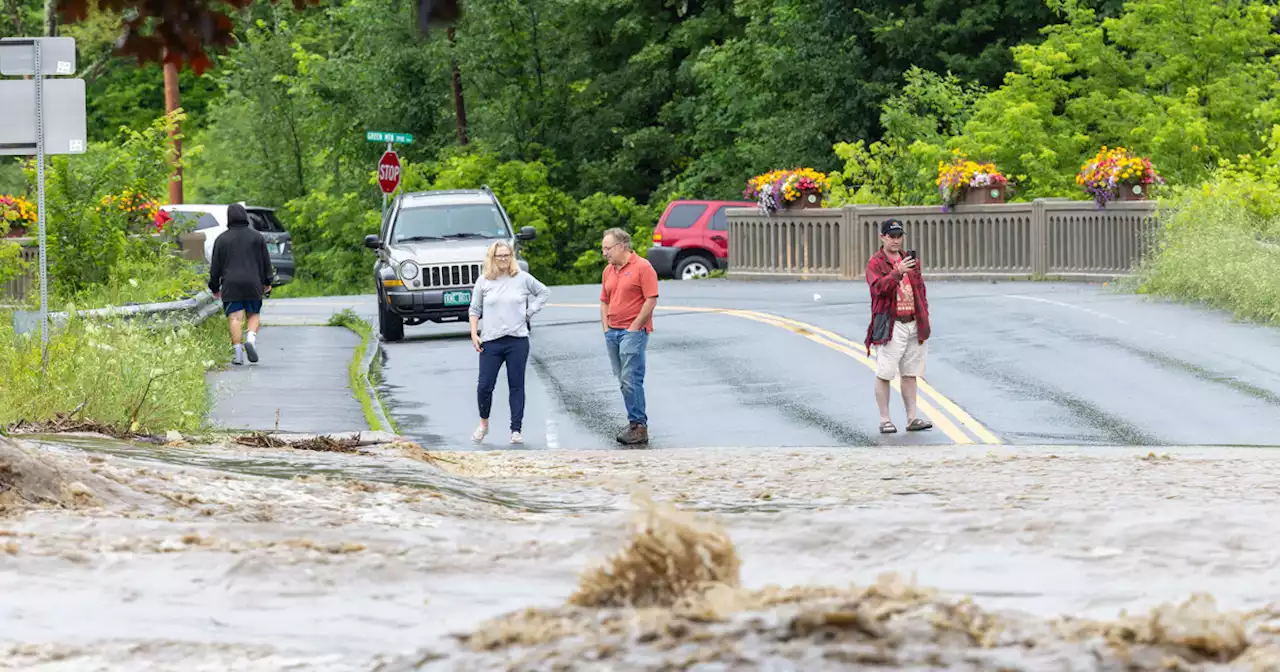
[4,434,1280,670]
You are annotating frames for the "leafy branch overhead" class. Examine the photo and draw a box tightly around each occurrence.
[54,0,463,72]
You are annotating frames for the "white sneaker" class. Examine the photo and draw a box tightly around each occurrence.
[472,424,488,443]
[510,431,523,444]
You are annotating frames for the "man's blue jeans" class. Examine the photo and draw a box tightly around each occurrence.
[605,328,648,426]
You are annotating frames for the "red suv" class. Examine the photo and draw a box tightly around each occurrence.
[646,200,754,279]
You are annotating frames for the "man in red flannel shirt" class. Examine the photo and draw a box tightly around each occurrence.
[864,219,933,434]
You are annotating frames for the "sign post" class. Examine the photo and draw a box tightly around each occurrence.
[0,37,85,367]
[367,131,412,223]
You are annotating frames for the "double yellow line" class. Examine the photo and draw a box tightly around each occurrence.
[548,302,1000,445]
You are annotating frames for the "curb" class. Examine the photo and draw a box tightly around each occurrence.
[11,290,218,336]
[359,318,394,433]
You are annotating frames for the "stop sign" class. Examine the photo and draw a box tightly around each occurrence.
[377,151,401,193]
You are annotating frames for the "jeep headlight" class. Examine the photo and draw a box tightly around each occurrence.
[399,260,419,281]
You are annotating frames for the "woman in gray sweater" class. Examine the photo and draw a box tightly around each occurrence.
[468,241,551,444]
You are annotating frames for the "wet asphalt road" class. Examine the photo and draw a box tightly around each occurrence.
[262,280,1280,450]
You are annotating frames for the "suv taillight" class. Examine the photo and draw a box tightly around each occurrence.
[653,232,662,244]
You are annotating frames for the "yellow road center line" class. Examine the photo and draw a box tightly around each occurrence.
[717,309,972,444]
[736,312,1002,445]
[547,302,996,444]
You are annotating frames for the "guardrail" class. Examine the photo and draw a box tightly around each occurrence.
[2,232,207,305]
[726,199,1161,281]
[10,289,220,336]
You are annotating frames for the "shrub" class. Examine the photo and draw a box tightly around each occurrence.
[1138,172,1280,325]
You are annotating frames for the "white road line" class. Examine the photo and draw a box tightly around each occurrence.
[1003,294,1130,324]
[545,418,560,449]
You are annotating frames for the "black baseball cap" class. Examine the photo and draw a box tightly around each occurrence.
[880,219,905,236]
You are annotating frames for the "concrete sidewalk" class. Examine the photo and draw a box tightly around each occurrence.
[206,326,369,434]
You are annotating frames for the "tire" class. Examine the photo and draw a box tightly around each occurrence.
[379,299,404,342]
[675,254,715,280]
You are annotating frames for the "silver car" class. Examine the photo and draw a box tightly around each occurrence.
[363,186,536,342]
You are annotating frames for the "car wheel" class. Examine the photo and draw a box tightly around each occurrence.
[675,254,714,280]
[379,299,404,342]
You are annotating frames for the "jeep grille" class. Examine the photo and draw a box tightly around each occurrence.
[421,262,482,288]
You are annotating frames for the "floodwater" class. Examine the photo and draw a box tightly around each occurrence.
[4,434,1280,670]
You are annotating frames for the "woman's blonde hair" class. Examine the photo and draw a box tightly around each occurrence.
[482,240,519,280]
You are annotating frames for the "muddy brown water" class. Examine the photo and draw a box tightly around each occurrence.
[4,435,1280,670]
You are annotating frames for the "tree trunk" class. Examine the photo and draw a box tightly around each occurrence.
[6,0,23,36]
[43,0,56,36]
[164,59,184,204]
[448,27,469,146]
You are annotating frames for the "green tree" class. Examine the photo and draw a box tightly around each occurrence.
[934,0,1280,199]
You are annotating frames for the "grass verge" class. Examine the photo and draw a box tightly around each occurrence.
[327,308,397,434]
[1137,177,1280,325]
[0,310,229,435]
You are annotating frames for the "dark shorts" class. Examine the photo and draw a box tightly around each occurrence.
[223,300,263,316]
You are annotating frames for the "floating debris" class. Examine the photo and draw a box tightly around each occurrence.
[232,432,363,454]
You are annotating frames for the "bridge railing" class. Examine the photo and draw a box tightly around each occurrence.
[726,199,1160,281]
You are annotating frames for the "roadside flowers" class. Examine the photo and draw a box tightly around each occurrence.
[743,168,831,213]
[1076,146,1165,206]
[1,194,36,236]
[936,157,1012,208]
[100,189,162,231]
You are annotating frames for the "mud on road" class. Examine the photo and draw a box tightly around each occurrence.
[4,435,1280,670]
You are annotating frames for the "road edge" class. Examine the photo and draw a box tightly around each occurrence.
[328,310,396,434]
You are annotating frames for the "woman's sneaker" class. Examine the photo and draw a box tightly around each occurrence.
[510,431,523,444]
[472,424,488,443]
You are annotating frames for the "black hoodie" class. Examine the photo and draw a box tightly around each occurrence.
[208,204,272,302]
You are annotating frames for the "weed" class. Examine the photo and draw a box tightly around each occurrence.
[0,314,229,435]
[1137,178,1280,325]
[328,309,396,433]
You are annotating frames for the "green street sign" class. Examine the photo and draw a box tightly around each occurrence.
[366,131,414,144]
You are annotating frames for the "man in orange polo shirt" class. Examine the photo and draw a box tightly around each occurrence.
[600,227,659,445]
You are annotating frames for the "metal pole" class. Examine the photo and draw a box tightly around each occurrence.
[33,39,49,369]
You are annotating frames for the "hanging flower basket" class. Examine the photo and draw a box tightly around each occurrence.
[1076,146,1164,207]
[937,157,1013,209]
[960,185,1007,205]
[743,168,831,214]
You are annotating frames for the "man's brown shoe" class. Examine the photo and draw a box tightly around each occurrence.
[616,423,648,446]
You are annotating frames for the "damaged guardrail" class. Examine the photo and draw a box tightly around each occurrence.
[11,289,220,336]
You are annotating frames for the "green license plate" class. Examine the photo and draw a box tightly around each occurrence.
[443,290,471,306]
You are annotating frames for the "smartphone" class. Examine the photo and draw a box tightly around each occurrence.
[906,249,917,261]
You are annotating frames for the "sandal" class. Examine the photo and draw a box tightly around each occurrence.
[906,418,933,432]
[879,421,897,434]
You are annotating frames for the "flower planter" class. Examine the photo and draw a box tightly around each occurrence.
[744,169,830,215]
[782,189,822,210]
[960,186,1006,206]
[4,226,27,238]
[1116,183,1150,201]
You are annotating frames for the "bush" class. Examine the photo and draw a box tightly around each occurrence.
[19,111,188,302]
[1138,171,1280,325]
[270,191,382,298]
[0,315,229,434]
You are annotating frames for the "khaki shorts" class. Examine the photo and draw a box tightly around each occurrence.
[874,319,927,381]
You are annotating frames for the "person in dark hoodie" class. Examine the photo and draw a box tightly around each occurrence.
[208,204,274,366]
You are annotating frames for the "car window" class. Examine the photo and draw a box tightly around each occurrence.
[255,210,287,232]
[391,203,509,243]
[709,206,731,231]
[247,211,281,233]
[167,210,221,231]
[662,203,707,229]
